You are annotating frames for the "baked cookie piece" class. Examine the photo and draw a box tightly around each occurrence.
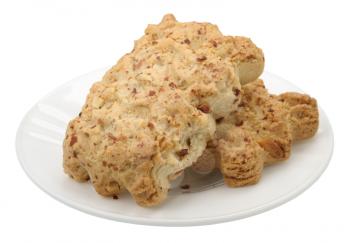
[193,79,319,186]
[238,80,294,163]
[276,92,319,140]
[135,14,264,84]
[217,126,265,187]
[217,79,293,165]
[63,37,241,206]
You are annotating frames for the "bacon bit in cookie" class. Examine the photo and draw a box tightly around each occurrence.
[69,135,78,146]
[176,149,188,157]
[216,117,224,124]
[184,38,191,44]
[132,88,137,94]
[244,137,250,142]
[211,40,218,47]
[233,88,241,96]
[113,195,119,200]
[97,119,104,126]
[133,60,143,70]
[196,56,207,62]
[73,151,78,158]
[147,122,155,129]
[197,104,210,113]
[149,90,156,96]
[235,120,244,127]
[108,164,119,171]
[268,108,274,112]
[108,133,118,142]
[180,184,190,190]
[169,82,177,88]
[164,76,169,81]
[102,161,107,167]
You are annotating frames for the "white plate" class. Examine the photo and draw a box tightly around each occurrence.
[16,69,333,226]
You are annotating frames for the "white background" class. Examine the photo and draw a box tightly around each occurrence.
[1,0,349,242]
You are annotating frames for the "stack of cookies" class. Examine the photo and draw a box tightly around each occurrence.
[63,14,319,206]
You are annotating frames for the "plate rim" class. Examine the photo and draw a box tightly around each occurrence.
[15,69,334,226]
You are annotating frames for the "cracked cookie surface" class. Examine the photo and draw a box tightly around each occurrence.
[193,79,319,186]
[136,14,264,84]
[63,31,241,206]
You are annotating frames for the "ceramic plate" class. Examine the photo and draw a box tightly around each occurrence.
[16,69,333,226]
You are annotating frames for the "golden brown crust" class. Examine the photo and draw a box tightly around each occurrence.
[218,127,264,187]
[234,79,293,164]
[63,119,90,182]
[276,92,319,140]
[136,14,264,84]
[214,79,292,187]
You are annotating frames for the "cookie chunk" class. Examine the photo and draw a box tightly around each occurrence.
[63,37,241,206]
[276,92,319,140]
[218,127,264,187]
[192,79,319,186]
[233,80,293,164]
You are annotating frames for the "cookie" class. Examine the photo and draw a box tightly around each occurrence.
[63,37,241,206]
[192,79,319,186]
